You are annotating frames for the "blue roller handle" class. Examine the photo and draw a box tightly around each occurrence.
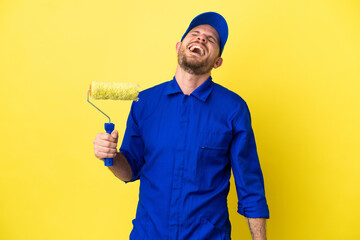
[104,123,115,166]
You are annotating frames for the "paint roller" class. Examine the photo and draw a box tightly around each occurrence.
[87,81,140,166]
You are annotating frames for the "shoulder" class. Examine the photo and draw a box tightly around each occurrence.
[212,82,248,110]
[211,82,253,125]
[131,80,169,121]
[137,81,168,99]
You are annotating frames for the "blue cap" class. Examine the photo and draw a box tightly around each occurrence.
[181,12,229,56]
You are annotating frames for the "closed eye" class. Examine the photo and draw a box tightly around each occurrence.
[190,31,217,44]
[208,36,217,44]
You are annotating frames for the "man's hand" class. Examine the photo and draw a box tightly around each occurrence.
[246,217,267,240]
[93,130,119,161]
[93,130,133,181]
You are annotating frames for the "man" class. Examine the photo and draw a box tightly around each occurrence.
[93,12,270,240]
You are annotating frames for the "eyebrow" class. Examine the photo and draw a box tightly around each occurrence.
[190,30,218,43]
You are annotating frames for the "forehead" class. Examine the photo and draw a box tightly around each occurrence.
[188,24,220,42]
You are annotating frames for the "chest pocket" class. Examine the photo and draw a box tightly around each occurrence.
[196,132,232,189]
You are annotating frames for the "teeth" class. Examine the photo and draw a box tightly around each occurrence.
[189,45,204,56]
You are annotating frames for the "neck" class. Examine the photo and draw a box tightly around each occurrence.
[174,65,211,95]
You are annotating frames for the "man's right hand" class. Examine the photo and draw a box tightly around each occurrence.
[93,130,119,161]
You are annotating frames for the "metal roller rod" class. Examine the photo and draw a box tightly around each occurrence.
[87,89,111,123]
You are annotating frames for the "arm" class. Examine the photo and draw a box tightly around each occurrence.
[93,100,144,183]
[93,130,133,182]
[107,152,133,182]
[229,100,270,232]
[246,217,267,240]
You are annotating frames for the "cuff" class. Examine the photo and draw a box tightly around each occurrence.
[237,202,270,219]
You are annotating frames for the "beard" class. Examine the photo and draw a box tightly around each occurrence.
[177,43,217,75]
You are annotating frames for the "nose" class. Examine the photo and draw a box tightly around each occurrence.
[197,34,207,43]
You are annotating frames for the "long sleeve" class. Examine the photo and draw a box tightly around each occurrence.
[229,101,270,218]
[119,100,145,183]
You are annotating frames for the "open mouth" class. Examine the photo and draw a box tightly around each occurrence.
[188,45,205,56]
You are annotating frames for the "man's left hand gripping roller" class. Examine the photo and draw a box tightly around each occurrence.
[87,81,140,166]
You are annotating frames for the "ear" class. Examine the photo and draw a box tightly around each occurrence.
[213,57,223,69]
[175,42,181,54]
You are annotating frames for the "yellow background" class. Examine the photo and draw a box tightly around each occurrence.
[1,0,359,239]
